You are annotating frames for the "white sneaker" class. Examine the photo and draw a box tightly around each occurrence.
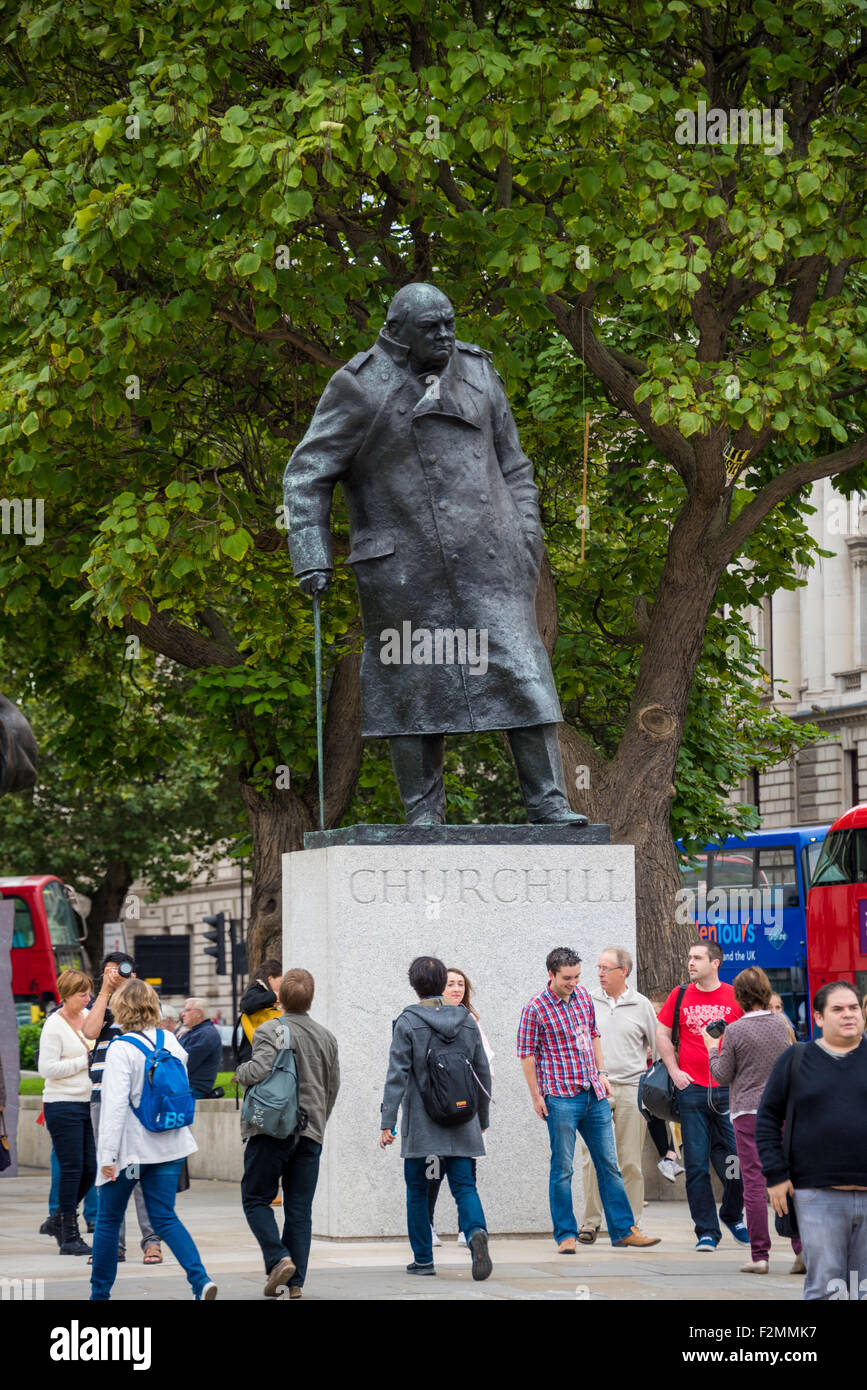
[740,1260,769,1274]
[457,1231,467,1247]
[198,1281,218,1300]
[657,1157,684,1182]
[430,1226,442,1247]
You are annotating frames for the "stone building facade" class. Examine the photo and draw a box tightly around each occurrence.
[733,477,867,828]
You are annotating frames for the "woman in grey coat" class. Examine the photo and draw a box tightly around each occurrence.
[380,956,492,1281]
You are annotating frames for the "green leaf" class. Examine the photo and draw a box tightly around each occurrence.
[93,125,114,153]
[220,529,252,561]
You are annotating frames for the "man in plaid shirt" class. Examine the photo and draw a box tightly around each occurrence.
[518,946,661,1252]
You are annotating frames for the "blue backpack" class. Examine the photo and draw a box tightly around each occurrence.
[117,1029,196,1132]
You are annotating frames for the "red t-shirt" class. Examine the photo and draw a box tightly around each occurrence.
[658,983,743,1087]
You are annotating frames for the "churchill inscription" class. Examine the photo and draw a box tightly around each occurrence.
[349,864,628,906]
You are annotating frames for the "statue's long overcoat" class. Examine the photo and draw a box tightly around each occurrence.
[283,331,563,738]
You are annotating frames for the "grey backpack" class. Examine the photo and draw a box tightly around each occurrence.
[241,1020,300,1139]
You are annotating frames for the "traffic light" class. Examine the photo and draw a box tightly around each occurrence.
[229,918,247,978]
[202,912,226,974]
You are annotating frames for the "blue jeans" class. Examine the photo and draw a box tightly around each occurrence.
[404,1157,486,1264]
[796,1188,867,1301]
[677,1084,743,1242]
[544,1091,634,1245]
[90,1159,210,1300]
[50,1146,98,1223]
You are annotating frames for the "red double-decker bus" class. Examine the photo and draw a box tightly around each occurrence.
[1,875,91,1023]
[805,804,867,1018]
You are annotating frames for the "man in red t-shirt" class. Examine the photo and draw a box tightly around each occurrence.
[656,941,748,1251]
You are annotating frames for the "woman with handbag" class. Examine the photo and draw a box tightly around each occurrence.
[702,966,801,1274]
[90,978,216,1300]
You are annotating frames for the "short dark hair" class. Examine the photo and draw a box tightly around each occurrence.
[101,951,135,973]
[546,947,582,975]
[408,956,447,998]
[692,939,724,967]
[279,969,314,1014]
[733,966,772,1012]
[813,980,860,1015]
[256,958,283,981]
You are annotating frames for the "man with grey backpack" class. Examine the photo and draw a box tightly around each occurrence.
[237,968,340,1299]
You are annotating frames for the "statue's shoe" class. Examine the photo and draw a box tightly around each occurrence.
[532,811,589,826]
[405,813,446,826]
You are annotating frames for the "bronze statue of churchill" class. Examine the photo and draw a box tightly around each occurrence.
[283,283,584,827]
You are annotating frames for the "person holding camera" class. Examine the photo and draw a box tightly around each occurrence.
[82,952,163,1266]
[656,940,747,1252]
[701,966,798,1274]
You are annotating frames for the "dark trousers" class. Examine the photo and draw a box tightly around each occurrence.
[677,1084,744,1242]
[647,1115,672,1160]
[390,723,571,823]
[241,1134,322,1287]
[427,1158,477,1224]
[44,1101,96,1215]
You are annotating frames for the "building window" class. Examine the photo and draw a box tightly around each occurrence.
[847,749,860,808]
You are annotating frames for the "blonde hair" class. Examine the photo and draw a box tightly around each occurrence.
[112,979,161,1032]
[58,968,93,1000]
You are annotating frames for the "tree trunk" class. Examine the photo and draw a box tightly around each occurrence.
[86,859,133,972]
[243,649,363,970]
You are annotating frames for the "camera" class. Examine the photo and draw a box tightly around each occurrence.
[706,1018,727,1038]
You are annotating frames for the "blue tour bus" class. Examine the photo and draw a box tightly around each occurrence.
[676,825,830,1038]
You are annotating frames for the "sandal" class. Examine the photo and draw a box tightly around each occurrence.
[143,1245,163,1264]
[577,1225,598,1244]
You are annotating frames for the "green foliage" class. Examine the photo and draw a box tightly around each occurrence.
[18,1021,44,1070]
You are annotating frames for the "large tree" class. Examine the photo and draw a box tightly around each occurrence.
[1,0,864,982]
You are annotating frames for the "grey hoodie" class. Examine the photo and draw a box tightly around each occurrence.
[380,998,492,1158]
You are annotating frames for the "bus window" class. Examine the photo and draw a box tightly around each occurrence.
[710,850,755,887]
[811,829,867,886]
[41,881,80,946]
[757,846,799,907]
[802,840,824,888]
[8,896,35,948]
[680,853,708,891]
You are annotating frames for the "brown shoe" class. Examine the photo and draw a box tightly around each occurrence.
[289,1285,302,1299]
[614,1226,661,1248]
[263,1256,296,1297]
[558,1237,577,1254]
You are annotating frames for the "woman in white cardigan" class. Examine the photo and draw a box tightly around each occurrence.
[38,968,96,1255]
[90,978,216,1300]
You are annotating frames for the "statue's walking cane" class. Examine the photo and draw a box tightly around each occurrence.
[312,590,326,832]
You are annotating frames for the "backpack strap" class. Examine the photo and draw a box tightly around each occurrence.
[116,1033,155,1058]
[671,983,688,1054]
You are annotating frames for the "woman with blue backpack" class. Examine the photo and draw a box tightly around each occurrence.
[89,979,217,1301]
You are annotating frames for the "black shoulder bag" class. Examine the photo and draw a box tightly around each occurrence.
[773,1043,805,1239]
[638,983,688,1124]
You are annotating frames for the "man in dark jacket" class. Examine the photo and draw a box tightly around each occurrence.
[178,999,222,1099]
[283,281,586,828]
[757,980,867,1299]
[380,955,493,1281]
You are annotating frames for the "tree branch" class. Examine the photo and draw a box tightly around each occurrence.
[122,606,244,669]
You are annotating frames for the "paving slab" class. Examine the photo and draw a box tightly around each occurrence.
[0,1170,805,1302]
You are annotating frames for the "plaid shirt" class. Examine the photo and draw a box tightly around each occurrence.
[517,984,605,1099]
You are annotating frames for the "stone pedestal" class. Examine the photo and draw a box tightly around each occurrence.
[283,825,635,1238]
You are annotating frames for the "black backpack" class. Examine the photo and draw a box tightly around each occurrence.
[420,1028,480,1127]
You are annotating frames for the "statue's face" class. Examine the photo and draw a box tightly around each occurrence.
[401,302,455,373]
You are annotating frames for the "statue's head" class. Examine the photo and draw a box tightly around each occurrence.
[384,282,455,373]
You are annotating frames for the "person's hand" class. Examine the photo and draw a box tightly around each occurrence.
[768,1179,794,1217]
[379,1129,395,1149]
[671,1068,694,1091]
[599,1075,612,1099]
[700,1027,719,1052]
[101,1165,116,1182]
[298,570,332,597]
[531,1093,548,1119]
[102,964,120,994]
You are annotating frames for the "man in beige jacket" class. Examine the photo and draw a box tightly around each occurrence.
[579,947,659,1241]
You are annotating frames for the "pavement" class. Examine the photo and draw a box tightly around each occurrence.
[0,1169,807,1302]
